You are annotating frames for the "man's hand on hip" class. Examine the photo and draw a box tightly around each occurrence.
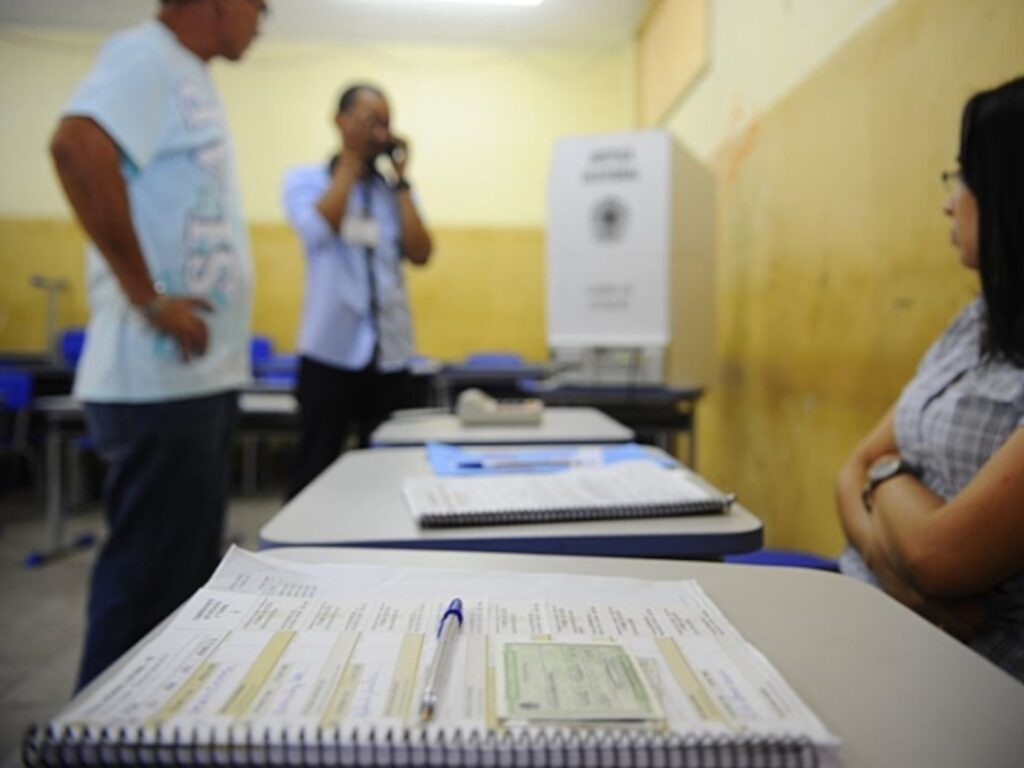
[144,295,214,362]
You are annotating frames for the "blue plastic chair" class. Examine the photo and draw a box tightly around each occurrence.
[725,549,839,572]
[0,369,37,494]
[59,327,86,368]
[244,336,299,491]
[250,335,274,369]
[464,352,524,369]
[250,337,298,388]
[0,369,31,409]
[1,365,99,567]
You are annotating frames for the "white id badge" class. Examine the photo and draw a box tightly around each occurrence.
[341,216,380,248]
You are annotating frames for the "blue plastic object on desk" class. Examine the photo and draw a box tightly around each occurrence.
[425,441,678,476]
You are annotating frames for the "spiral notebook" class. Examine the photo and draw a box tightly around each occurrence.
[403,459,735,528]
[23,548,841,767]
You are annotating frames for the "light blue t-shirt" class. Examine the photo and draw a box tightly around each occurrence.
[64,20,252,403]
[282,164,414,372]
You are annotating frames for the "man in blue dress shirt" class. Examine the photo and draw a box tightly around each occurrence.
[49,0,265,689]
[283,84,433,497]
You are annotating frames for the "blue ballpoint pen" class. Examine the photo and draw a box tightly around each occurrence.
[456,457,575,470]
[419,597,464,723]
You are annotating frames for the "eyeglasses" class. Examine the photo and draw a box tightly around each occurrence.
[940,169,962,192]
[354,111,390,132]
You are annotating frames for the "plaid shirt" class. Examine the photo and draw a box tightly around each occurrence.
[842,297,1024,682]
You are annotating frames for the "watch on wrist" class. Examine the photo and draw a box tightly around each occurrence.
[139,294,169,323]
[861,456,919,511]
[392,177,411,192]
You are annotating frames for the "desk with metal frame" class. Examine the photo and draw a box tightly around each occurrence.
[520,381,703,466]
[30,392,299,561]
[0,353,75,398]
[430,360,551,407]
[370,406,634,448]
[259,445,762,558]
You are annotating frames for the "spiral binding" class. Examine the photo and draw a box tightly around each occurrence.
[419,495,735,529]
[23,723,820,767]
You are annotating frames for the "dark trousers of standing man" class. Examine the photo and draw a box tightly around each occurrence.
[288,355,413,499]
[77,391,238,691]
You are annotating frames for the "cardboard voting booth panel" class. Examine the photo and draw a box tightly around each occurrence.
[546,130,714,387]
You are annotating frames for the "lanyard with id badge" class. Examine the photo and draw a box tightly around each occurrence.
[342,180,381,364]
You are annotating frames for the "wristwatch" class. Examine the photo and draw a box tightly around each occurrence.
[139,293,169,323]
[861,456,918,511]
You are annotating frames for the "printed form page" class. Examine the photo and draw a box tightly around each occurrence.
[53,547,838,751]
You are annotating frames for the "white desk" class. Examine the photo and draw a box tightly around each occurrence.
[238,391,298,415]
[31,392,297,560]
[369,406,634,447]
[267,546,1024,768]
[259,446,763,557]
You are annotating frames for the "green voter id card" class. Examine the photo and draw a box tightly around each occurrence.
[496,640,662,722]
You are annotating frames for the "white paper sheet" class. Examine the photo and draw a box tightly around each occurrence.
[53,547,838,752]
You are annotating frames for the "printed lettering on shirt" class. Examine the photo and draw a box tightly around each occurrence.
[184,212,238,303]
[186,213,233,247]
[178,78,221,130]
[186,242,237,300]
[194,141,228,187]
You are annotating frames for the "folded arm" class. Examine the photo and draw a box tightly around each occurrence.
[835,407,988,638]
[872,426,1024,599]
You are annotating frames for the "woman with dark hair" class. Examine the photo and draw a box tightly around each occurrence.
[835,76,1024,683]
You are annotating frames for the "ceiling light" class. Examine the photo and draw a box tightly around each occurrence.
[359,0,543,6]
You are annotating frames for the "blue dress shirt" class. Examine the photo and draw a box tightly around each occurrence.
[283,164,415,372]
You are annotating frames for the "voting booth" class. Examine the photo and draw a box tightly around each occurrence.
[546,130,715,387]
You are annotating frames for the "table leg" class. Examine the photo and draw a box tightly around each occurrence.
[689,406,698,469]
[432,377,450,409]
[663,429,675,453]
[241,433,258,494]
[43,425,65,554]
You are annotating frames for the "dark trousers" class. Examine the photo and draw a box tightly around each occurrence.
[288,356,413,499]
[76,391,238,691]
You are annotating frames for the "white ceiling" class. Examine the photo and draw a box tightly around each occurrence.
[0,0,651,47]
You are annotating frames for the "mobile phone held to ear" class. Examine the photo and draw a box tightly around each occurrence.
[387,138,407,166]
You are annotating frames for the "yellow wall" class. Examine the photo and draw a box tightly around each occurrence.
[666,0,894,163]
[0,217,546,359]
[0,218,88,351]
[252,222,548,360]
[405,227,547,361]
[672,0,1024,554]
[218,40,632,226]
[636,0,707,127]
[0,28,632,225]
[0,26,628,355]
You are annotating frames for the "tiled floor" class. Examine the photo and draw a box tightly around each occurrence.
[0,488,283,767]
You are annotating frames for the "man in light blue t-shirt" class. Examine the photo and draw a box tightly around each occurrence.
[49,0,265,689]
